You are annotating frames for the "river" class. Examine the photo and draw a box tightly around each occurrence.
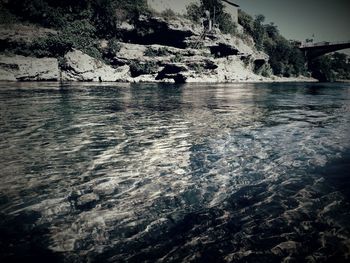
[0,82,349,262]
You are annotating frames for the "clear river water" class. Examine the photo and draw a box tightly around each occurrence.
[0,82,350,263]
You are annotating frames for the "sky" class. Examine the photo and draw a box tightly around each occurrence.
[159,0,350,50]
[234,0,350,43]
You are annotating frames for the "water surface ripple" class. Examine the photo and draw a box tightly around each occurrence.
[0,82,350,262]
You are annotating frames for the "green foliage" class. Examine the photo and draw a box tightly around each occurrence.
[252,15,265,50]
[7,33,73,58]
[239,10,306,77]
[0,4,18,24]
[185,3,202,24]
[3,0,149,37]
[129,61,158,77]
[102,38,122,64]
[59,19,101,59]
[238,10,253,35]
[160,9,176,20]
[264,23,279,40]
[263,35,306,77]
[217,12,237,35]
[107,39,122,55]
[6,19,101,59]
[144,47,170,57]
[170,53,184,63]
[254,63,272,77]
[186,0,237,35]
[189,63,205,73]
[309,53,350,82]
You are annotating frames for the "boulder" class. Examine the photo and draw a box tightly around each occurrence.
[61,49,130,82]
[0,54,59,81]
[76,193,99,210]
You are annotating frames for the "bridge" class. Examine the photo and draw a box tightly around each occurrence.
[298,40,350,60]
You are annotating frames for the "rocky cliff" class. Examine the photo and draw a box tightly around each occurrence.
[0,15,276,83]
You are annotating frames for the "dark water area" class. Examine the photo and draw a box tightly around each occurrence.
[0,82,349,262]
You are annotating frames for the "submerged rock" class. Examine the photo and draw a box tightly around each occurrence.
[76,193,99,210]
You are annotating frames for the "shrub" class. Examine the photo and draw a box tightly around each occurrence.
[238,10,254,35]
[218,13,237,35]
[186,3,202,24]
[0,5,18,24]
[8,19,102,59]
[170,53,184,63]
[104,38,121,57]
[3,0,149,37]
[144,47,170,57]
[129,61,158,77]
[189,63,205,73]
[161,8,176,20]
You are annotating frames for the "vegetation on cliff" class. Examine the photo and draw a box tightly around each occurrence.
[186,0,237,35]
[1,0,148,59]
[237,10,307,77]
[309,52,350,82]
[1,0,349,82]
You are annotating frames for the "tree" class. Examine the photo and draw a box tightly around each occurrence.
[252,14,266,50]
[238,9,253,35]
[265,22,278,40]
[186,0,237,35]
[186,2,203,23]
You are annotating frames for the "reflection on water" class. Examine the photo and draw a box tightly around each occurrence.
[0,82,350,262]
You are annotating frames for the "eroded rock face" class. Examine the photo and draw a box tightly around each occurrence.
[120,15,201,48]
[61,50,130,82]
[0,55,59,81]
[0,16,272,83]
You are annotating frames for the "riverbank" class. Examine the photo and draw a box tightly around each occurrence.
[0,15,313,84]
[0,47,316,84]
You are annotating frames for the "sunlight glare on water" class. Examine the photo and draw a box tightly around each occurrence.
[0,82,350,262]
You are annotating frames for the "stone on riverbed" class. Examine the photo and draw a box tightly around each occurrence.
[76,193,99,210]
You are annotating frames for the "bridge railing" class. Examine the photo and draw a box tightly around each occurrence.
[299,40,350,49]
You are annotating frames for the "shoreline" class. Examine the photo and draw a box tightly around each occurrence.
[0,78,319,85]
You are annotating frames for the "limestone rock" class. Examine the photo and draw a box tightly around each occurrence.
[0,54,59,81]
[61,49,130,82]
[93,182,117,196]
[120,15,201,48]
[76,193,99,209]
[271,241,301,256]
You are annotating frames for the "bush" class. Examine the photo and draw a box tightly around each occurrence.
[161,9,176,20]
[186,3,202,24]
[130,61,158,77]
[104,38,121,57]
[189,63,205,73]
[7,33,73,58]
[3,0,149,37]
[218,13,237,35]
[7,19,102,59]
[0,5,18,24]
[170,53,184,63]
[309,53,350,82]
[238,10,253,35]
[144,47,170,57]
